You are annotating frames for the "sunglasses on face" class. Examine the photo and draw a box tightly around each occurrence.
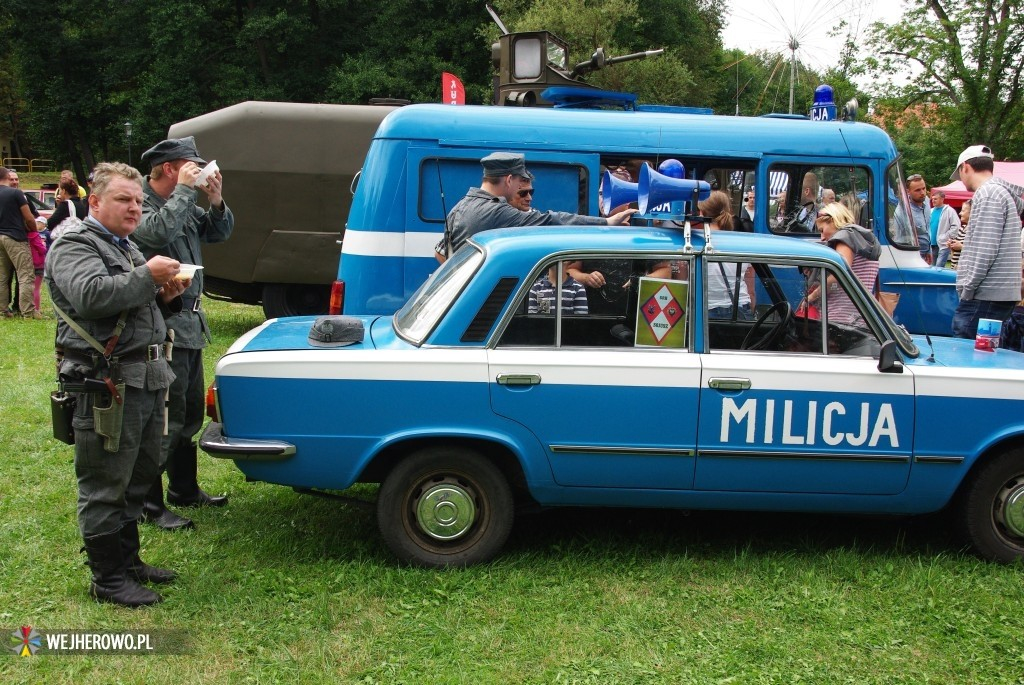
[517,189,534,198]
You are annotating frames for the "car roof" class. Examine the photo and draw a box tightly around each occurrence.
[468,225,844,265]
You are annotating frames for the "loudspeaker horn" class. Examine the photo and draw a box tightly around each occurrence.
[637,165,711,215]
[600,170,638,215]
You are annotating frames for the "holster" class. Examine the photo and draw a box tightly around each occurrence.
[93,383,127,453]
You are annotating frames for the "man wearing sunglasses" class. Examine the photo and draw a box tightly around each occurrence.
[510,171,534,212]
[435,152,635,263]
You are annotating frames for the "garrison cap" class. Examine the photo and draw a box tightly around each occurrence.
[141,136,208,169]
[481,152,528,178]
[308,315,364,347]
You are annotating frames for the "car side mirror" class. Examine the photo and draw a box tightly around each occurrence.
[877,340,904,374]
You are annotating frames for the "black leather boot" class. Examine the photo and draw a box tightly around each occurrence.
[121,520,177,584]
[140,478,194,530]
[167,443,227,507]
[83,528,162,607]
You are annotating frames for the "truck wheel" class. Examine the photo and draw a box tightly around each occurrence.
[377,447,513,568]
[959,449,1024,563]
[261,283,330,319]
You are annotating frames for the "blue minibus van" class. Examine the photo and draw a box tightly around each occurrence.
[334,103,955,335]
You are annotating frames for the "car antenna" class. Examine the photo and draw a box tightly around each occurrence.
[436,160,451,260]
[839,129,935,362]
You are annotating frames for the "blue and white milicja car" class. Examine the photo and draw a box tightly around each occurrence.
[201,226,1024,567]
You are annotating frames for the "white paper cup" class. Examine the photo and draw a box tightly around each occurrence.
[175,264,203,280]
[194,160,219,188]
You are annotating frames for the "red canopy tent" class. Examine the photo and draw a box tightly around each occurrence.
[934,161,1024,209]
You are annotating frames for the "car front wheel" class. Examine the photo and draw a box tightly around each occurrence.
[959,448,1024,563]
[377,447,514,568]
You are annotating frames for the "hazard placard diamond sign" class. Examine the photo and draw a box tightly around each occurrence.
[634,277,688,347]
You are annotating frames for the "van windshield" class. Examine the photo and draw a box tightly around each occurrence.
[885,159,920,250]
[394,247,484,344]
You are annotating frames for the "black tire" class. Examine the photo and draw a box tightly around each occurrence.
[377,447,514,568]
[261,283,330,319]
[958,449,1024,563]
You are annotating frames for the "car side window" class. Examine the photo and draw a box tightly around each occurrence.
[707,259,883,357]
[497,255,691,348]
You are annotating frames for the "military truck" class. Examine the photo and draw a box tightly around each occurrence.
[167,100,398,318]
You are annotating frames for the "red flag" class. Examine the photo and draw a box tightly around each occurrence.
[442,72,465,106]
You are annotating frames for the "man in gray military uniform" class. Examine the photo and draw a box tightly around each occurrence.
[435,152,635,262]
[132,136,234,530]
[46,162,189,606]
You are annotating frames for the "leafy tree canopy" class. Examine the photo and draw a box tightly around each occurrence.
[860,0,1024,176]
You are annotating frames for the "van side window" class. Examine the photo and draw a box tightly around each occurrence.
[418,158,591,225]
[768,164,871,235]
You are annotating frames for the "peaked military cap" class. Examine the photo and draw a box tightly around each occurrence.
[141,136,208,168]
[481,152,528,178]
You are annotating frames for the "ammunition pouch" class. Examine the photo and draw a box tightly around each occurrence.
[50,391,77,445]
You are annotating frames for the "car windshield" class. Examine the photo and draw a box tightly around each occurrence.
[27,194,54,211]
[394,247,484,344]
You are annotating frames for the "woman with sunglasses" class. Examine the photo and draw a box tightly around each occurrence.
[807,202,880,325]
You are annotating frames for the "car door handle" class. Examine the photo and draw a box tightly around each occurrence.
[496,373,541,386]
[708,377,751,390]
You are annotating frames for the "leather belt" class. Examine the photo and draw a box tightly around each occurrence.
[181,296,201,312]
[62,343,164,365]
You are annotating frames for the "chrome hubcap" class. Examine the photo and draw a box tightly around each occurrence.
[416,483,476,541]
[998,479,1024,539]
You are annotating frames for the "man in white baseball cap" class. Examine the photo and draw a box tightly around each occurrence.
[948,144,1024,338]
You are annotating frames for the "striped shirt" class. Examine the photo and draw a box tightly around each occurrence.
[957,177,1024,302]
[528,275,589,315]
[827,254,879,326]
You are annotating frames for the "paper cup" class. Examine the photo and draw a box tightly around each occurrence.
[175,264,204,280]
[194,160,219,188]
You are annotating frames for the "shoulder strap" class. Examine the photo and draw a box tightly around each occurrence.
[52,301,129,358]
[67,200,77,219]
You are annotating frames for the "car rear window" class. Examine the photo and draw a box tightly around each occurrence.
[394,247,484,344]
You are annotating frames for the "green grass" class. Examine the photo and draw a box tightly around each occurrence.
[2,294,1023,683]
[14,172,61,189]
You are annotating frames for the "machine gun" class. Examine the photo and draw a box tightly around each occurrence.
[487,4,664,107]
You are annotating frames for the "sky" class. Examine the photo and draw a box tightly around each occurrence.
[721,0,913,93]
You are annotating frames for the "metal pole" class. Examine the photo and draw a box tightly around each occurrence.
[124,121,133,166]
[788,38,798,114]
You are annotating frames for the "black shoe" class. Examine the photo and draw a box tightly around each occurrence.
[140,502,195,531]
[167,488,228,508]
[83,528,162,607]
[120,521,177,584]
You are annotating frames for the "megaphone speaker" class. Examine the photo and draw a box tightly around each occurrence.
[638,164,712,215]
[600,170,639,215]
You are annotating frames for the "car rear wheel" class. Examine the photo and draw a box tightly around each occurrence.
[959,449,1024,563]
[377,447,513,568]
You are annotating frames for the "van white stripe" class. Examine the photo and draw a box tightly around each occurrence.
[342,229,442,258]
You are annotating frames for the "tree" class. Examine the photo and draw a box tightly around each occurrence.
[862,0,1024,159]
